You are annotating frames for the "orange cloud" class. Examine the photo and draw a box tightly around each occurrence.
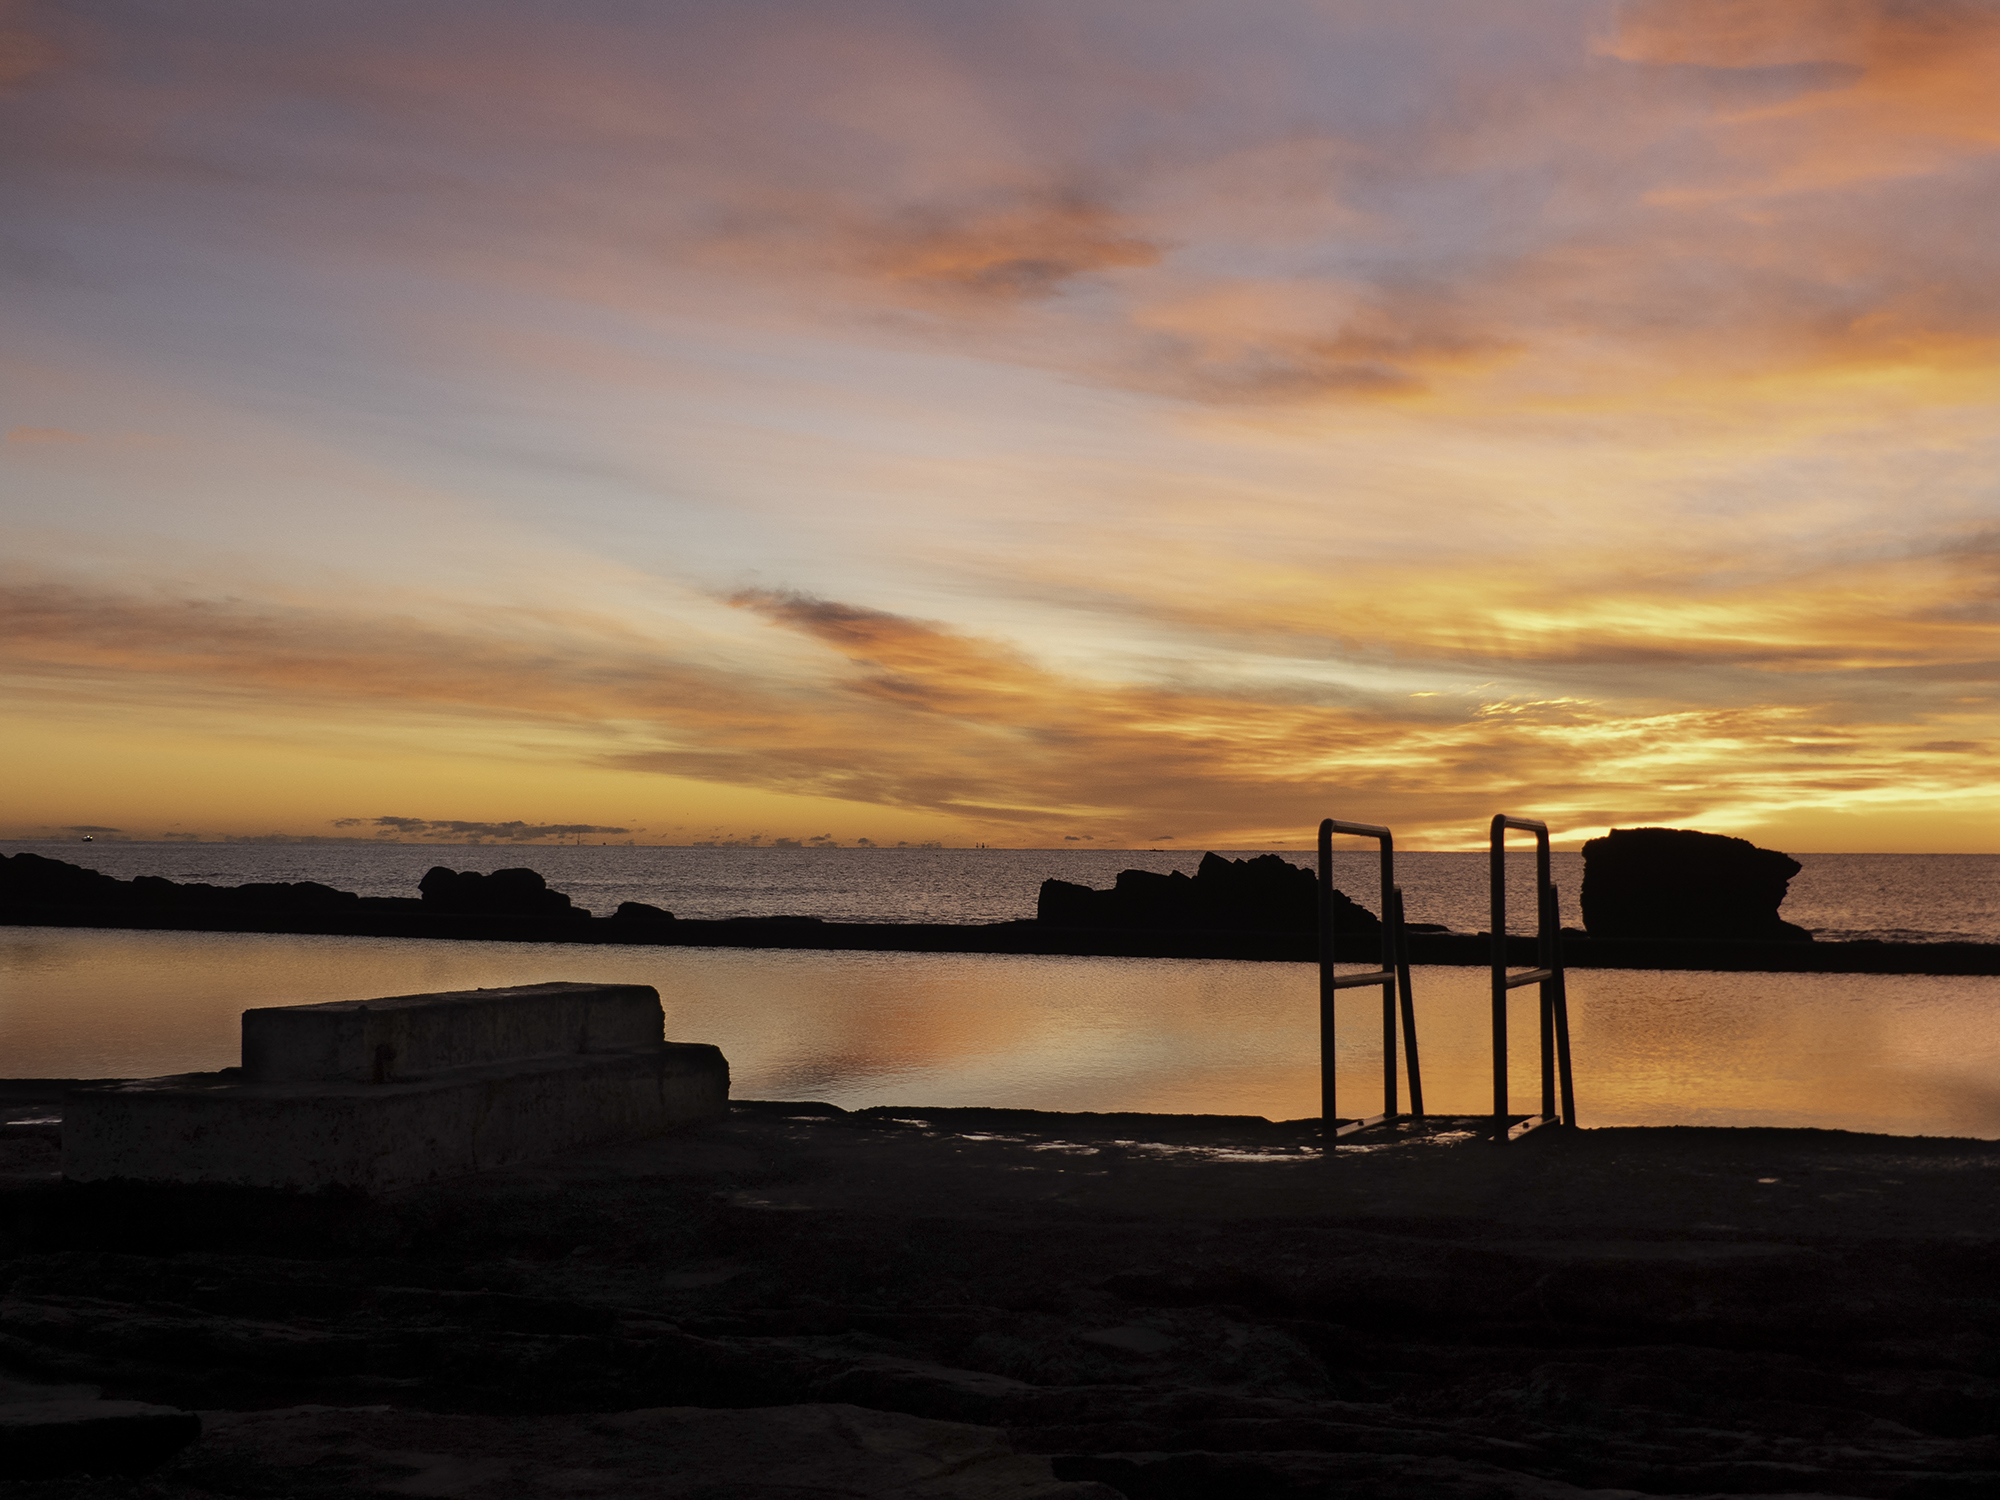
[1613,0,2000,81]
[1092,544,2000,681]
[865,196,1161,301]
[0,0,60,91]
[1610,0,2000,192]
[19,567,1990,849]
[1125,278,1518,401]
[690,189,1163,331]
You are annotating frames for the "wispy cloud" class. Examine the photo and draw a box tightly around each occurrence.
[707,190,1162,305]
[6,572,1990,847]
[0,1,60,92]
[333,816,632,841]
[3,2,1997,850]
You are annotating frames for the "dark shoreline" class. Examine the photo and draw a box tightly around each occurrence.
[6,904,1999,973]
[4,1103,2000,1496]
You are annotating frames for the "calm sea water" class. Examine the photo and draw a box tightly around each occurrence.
[4,844,1997,1136]
[3,928,1997,1138]
[6,842,1998,942]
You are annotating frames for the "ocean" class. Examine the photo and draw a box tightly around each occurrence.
[4,843,1998,1136]
[5,842,1998,942]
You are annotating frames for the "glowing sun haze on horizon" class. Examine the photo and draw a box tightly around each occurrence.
[2,0,1997,852]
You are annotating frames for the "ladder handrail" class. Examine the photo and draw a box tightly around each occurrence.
[1488,814,1576,1136]
[1318,818,1423,1146]
[1391,887,1424,1119]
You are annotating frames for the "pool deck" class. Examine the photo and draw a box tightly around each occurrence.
[1,1093,1998,1496]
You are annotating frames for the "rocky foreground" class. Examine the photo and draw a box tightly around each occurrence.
[1,1101,1998,1497]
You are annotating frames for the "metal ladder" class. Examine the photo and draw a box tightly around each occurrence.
[1489,814,1577,1141]
[1318,818,1424,1146]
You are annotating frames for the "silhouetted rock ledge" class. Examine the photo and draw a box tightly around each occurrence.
[6,852,1997,973]
[0,850,399,917]
[1037,851,1380,937]
[612,900,676,923]
[2,1093,2000,1497]
[417,864,588,919]
[1583,827,1811,942]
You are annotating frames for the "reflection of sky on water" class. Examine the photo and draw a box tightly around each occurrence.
[3,928,1998,1138]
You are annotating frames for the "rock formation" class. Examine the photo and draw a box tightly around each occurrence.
[0,853,605,921]
[0,851,371,914]
[1038,851,1380,937]
[1580,827,1810,941]
[612,900,676,922]
[418,865,587,918]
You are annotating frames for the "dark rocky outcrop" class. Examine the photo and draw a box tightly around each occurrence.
[611,901,676,923]
[418,866,587,919]
[0,852,364,914]
[1581,827,1810,941]
[1038,852,1380,937]
[0,852,598,921]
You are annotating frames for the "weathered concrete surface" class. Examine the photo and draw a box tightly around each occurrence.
[62,1044,728,1191]
[240,981,665,1084]
[63,980,727,1190]
[4,1101,2000,1496]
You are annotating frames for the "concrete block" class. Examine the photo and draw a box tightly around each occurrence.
[241,981,664,1084]
[64,979,728,1190]
[63,1043,729,1191]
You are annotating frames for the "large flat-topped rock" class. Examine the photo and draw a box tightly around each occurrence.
[241,981,663,1084]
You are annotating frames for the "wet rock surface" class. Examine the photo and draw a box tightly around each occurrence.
[2,1101,1999,1496]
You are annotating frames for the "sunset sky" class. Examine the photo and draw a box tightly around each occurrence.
[4,0,1997,851]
